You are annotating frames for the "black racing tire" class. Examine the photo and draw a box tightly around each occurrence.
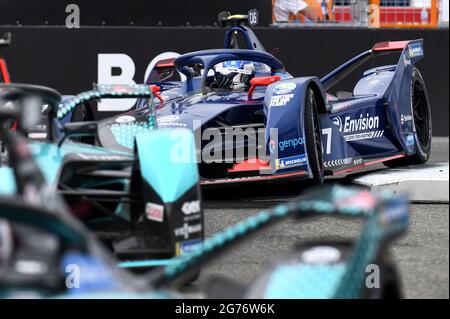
[303,86,324,184]
[384,68,432,168]
[70,102,95,122]
[70,102,96,144]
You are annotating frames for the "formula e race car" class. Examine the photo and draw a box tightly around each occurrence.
[0,114,408,299]
[57,12,431,187]
[0,83,204,271]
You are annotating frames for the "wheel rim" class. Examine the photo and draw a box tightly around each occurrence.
[413,82,430,148]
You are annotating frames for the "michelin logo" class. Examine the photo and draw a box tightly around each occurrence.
[276,154,308,170]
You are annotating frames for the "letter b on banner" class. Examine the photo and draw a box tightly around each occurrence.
[97,54,137,111]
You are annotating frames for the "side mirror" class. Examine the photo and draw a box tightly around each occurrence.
[58,121,97,147]
[248,76,281,101]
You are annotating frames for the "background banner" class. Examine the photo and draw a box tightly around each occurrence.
[0,26,448,135]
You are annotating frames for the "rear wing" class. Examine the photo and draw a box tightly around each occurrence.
[57,83,156,120]
[321,39,424,92]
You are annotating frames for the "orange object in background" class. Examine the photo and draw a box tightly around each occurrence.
[369,0,439,28]
[272,0,334,23]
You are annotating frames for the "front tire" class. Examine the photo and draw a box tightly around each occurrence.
[304,87,324,184]
[384,68,432,167]
[70,102,96,144]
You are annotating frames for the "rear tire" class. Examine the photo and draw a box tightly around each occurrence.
[304,87,324,184]
[384,68,432,167]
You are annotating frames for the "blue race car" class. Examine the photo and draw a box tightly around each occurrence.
[0,83,204,272]
[58,12,432,187]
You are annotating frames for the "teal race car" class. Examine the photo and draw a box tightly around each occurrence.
[0,83,204,271]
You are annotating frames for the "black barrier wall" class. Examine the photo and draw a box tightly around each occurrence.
[0,26,448,135]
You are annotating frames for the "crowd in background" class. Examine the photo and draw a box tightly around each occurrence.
[272,0,449,27]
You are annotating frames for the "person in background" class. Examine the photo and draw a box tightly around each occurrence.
[273,0,334,23]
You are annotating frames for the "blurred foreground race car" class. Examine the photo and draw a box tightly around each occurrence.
[58,11,432,186]
[0,83,204,272]
[0,108,408,298]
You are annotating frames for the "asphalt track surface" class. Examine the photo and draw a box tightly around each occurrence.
[186,137,449,299]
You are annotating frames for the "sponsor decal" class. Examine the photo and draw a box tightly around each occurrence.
[353,158,364,166]
[400,113,413,126]
[176,239,202,256]
[405,133,415,146]
[408,43,423,58]
[270,94,294,107]
[343,130,384,141]
[275,154,308,170]
[278,137,305,151]
[302,246,342,265]
[333,114,380,133]
[273,82,297,95]
[333,114,384,141]
[145,202,164,222]
[323,157,353,168]
[174,223,202,240]
[115,115,136,124]
[332,116,342,130]
[182,200,201,215]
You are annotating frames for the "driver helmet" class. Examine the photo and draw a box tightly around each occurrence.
[212,60,257,90]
